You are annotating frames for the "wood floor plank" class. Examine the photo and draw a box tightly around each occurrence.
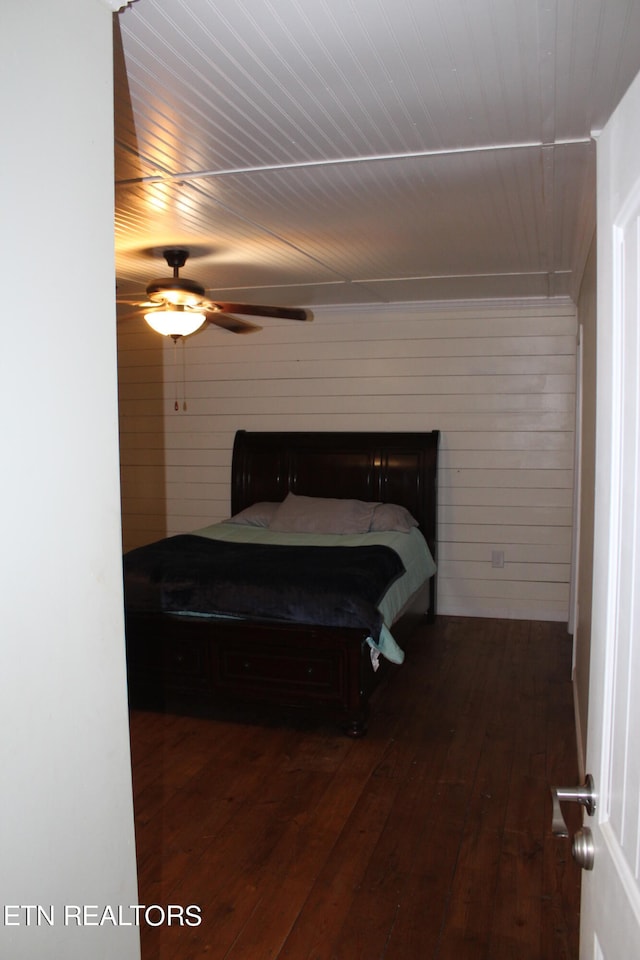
[218,734,395,959]
[380,779,474,960]
[221,769,388,959]
[274,773,404,960]
[130,616,582,960]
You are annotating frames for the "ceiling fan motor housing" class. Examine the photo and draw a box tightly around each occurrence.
[146,249,206,307]
[146,275,206,307]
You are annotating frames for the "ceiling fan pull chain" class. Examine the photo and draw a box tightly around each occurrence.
[173,338,179,412]
[182,338,187,412]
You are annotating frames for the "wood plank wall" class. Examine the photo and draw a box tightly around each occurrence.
[118,299,577,622]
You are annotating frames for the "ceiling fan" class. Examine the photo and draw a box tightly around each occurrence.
[117,248,311,340]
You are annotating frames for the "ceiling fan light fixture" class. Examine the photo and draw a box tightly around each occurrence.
[144,305,206,338]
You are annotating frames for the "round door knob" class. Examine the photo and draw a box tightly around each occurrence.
[572,826,595,870]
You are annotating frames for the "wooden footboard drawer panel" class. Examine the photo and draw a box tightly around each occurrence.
[221,648,338,691]
[161,637,212,691]
[215,632,347,706]
[126,616,214,696]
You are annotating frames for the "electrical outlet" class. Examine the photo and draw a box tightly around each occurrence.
[491,550,505,569]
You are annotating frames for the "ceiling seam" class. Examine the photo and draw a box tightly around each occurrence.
[115,137,592,187]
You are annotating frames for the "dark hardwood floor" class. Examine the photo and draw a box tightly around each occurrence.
[130,616,582,959]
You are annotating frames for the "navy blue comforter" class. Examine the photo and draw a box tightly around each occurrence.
[123,534,405,641]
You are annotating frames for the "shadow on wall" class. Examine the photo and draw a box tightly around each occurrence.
[114,14,167,552]
[117,324,167,552]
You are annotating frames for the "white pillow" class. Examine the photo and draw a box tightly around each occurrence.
[226,501,280,527]
[269,493,378,534]
[370,503,419,533]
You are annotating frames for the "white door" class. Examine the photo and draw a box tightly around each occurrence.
[579,69,640,957]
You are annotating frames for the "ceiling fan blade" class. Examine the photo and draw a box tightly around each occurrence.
[206,312,263,334]
[117,306,147,321]
[209,302,310,322]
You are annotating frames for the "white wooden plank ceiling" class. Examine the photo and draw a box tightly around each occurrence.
[114,0,640,311]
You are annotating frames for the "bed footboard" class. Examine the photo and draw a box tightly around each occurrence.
[125,612,384,736]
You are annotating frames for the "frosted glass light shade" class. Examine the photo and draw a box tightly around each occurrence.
[144,308,206,338]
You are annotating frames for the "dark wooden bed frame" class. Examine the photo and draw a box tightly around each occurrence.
[125,429,439,735]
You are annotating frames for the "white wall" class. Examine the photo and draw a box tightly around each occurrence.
[119,298,576,622]
[0,2,139,958]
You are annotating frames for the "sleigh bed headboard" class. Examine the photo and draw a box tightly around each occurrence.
[231,430,439,565]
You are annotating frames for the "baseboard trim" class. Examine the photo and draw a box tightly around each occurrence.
[438,601,568,622]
